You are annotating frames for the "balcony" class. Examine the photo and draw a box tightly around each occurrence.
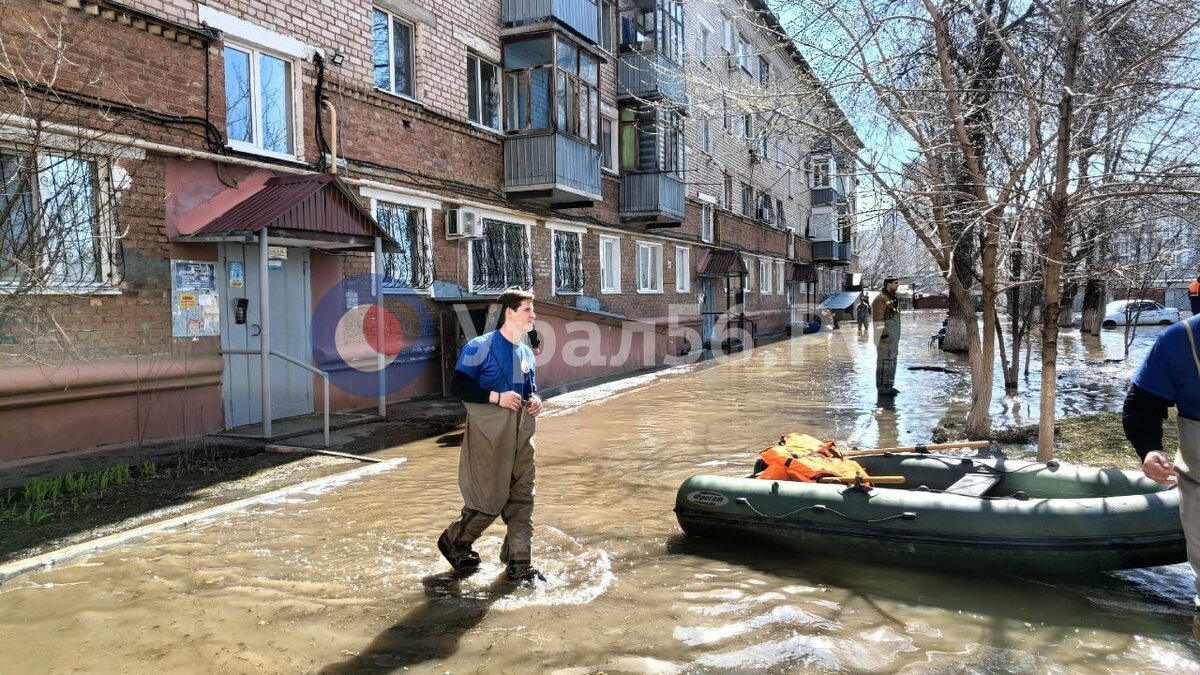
[618,51,686,107]
[502,0,599,44]
[619,172,685,227]
[504,133,602,206]
[836,241,853,263]
[813,239,838,261]
[811,185,844,207]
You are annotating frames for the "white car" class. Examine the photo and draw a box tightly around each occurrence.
[1101,299,1180,328]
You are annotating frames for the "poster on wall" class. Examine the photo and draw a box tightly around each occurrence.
[172,260,220,337]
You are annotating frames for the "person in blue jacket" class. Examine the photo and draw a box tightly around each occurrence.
[438,288,544,584]
[1123,316,1200,641]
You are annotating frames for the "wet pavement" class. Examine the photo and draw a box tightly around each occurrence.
[1,313,1197,673]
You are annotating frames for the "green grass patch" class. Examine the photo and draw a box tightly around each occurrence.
[1052,410,1177,470]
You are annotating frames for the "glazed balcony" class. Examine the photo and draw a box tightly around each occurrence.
[617,51,686,107]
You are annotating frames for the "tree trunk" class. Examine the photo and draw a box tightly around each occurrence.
[1058,281,1078,327]
[942,306,969,353]
[1081,278,1105,334]
[1038,0,1084,462]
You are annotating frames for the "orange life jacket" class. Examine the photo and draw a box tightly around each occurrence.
[778,432,843,458]
[755,445,871,485]
[1190,279,1200,297]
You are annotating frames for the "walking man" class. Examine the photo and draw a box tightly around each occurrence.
[856,291,871,333]
[872,277,902,397]
[439,288,545,584]
[1123,315,1200,641]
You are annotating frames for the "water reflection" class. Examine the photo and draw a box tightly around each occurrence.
[1,313,1197,673]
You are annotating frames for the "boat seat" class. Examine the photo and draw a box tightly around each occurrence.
[943,472,1002,497]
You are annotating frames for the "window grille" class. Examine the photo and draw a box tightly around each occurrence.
[472,219,532,292]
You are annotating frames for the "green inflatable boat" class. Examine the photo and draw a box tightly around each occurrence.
[674,453,1185,574]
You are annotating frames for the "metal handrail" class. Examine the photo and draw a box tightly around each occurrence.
[221,348,331,448]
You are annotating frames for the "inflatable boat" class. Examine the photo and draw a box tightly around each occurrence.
[674,453,1185,574]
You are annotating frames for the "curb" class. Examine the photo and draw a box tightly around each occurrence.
[0,458,406,586]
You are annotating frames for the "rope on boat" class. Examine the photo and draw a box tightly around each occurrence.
[735,497,917,523]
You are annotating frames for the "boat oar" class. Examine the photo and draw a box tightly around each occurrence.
[818,475,906,484]
[841,440,990,458]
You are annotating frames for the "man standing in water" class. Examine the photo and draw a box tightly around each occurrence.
[439,288,544,584]
[872,277,902,397]
[1123,316,1200,641]
[855,290,871,333]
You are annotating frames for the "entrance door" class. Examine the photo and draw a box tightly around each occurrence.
[786,282,798,324]
[220,244,313,428]
[699,277,716,346]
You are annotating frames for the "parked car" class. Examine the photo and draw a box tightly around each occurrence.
[1101,299,1180,328]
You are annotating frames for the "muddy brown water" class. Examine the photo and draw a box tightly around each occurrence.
[1,315,1197,673]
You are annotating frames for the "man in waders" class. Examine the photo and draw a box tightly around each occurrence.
[871,277,901,397]
[1123,316,1200,641]
[855,291,871,333]
[439,289,545,584]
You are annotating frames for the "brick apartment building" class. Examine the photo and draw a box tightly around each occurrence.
[0,0,860,460]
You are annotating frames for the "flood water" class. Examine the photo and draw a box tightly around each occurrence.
[2,313,1197,673]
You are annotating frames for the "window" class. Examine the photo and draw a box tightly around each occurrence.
[374,201,432,290]
[600,0,616,53]
[760,259,772,294]
[786,231,796,260]
[737,35,752,72]
[699,23,712,66]
[552,229,584,294]
[743,254,754,291]
[741,183,753,217]
[601,114,616,171]
[757,192,773,222]
[813,157,830,187]
[759,57,771,86]
[372,9,414,98]
[504,36,598,143]
[620,0,684,64]
[675,245,690,293]
[620,105,684,175]
[776,260,785,294]
[225,43,293,155]
[741,113,752,140]
[722,174,733,210]
[600,235,621,293]
[1,152,119,289]
[722,17,734,55]
[776,198,786,228]
[721,96,730,131]
[700,204,715,243]
[700,115,711,154]
[636,241,663,293]
[467,55,501,130]
[470,218,531,292]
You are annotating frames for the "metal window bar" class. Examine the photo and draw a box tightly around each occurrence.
[474,218,531,292]
[554,230,584,293]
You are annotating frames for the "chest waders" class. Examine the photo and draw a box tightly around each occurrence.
[440,401,537,573]
[875,298,901,394]
[1177,320,1200,610]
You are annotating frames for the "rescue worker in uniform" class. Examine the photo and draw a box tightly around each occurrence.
[439,288,545,584]
[1123,315,1200,641]
[872,277,902,397]
[855,291,871,333]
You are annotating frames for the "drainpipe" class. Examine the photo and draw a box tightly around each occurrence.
[260,227,272,439]
[375,235,386,417]
[322,99,338,175]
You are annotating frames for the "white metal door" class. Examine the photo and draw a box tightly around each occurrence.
[219,244,313,428]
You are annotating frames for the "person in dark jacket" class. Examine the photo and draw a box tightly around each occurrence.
[1123,316,1200,641]
[871,277,902,396]
[440,288,544,584]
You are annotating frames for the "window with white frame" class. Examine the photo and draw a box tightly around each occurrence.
[599,235,621,293]
[722,174,732,210]
[699,22,712,67]
[776,260,785,294]
[700,115,711,153]
[600,0,616,53]
[675,245,690,293]
[224,42,294,155]
[552,229,584,294]
[372,9,415,98]
[374,200,432,290]
[700,204,715,243]
[741,183,753,217]
[0,151,120,289]
[786,230,796,259]
[636,241,663,293]
[743,254,754,291]
[601,114,617,171]
[470,218,531,292]
[467,54,501,130]
[759,259,772,294]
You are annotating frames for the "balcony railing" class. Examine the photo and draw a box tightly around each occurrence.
[811,185,844,207]
[502,0,599,44]
[618,51,686,106]
[504,132,602,203]
[619,172,685,225]
[813,239,838,261]
[837,241,853,262]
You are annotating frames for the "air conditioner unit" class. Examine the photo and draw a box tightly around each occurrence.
[445,208,483,239]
